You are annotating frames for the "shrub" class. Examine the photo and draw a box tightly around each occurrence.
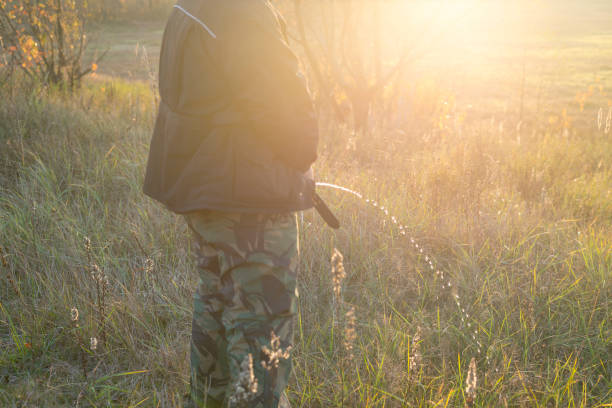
[0,0,103,89]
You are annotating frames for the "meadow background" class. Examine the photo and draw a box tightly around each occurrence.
[1,0,610,406]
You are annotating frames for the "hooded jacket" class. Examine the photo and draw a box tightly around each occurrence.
[143,0,318,213]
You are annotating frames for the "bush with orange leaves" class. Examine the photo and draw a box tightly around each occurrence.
[0,0,104,89]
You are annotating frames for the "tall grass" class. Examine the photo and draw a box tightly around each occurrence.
[0,76,610,407]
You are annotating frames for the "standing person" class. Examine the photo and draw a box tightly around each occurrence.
[143,0,318,406]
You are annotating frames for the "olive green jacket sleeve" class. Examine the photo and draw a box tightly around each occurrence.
[220,1,318,172]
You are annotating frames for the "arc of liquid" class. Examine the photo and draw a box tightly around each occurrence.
[315,182,363,199]
[315,180,484,356]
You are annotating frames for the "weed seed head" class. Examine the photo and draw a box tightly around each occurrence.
[408,327,422,380]
[261,331,292,370]
[409,327,422,381]
[90,263,108,286]
[90,263,101,280]
[346,136,357,151]
[144,258,154,274]
[331,248,346,299]
[70,307,79,322]
[465,357,478,404]
[90,337,98,351]
[228,353,258,407]
[343,306,357,359]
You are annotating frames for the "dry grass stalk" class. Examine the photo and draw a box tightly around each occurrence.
[597,107,603,130]
[70,307,87,379]
[86,237,109,345]
[90,262,108,345]
[0,245,20,296]
[228,353,258,407]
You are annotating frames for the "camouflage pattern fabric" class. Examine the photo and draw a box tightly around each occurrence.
[184,210,298,407]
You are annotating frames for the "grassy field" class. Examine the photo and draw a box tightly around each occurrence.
[1,1,611,407]
[86,0,612,123]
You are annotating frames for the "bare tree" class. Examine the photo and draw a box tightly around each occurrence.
[291,0,409,133]
[0,0,105,90]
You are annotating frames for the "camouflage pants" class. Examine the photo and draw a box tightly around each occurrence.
[184,210,299,408]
